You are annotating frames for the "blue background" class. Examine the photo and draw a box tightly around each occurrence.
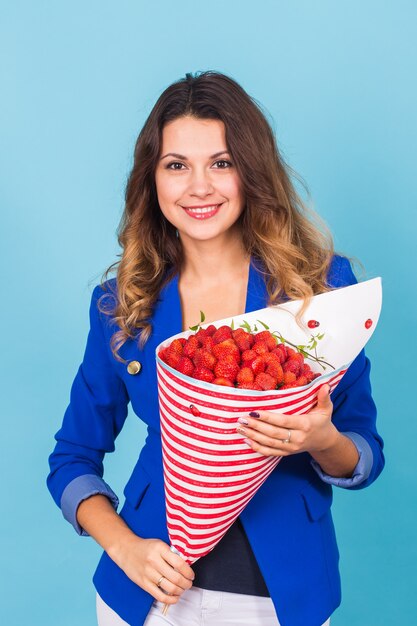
[1,1,416,624]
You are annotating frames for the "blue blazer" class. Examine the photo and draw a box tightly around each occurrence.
[47,256,384,626]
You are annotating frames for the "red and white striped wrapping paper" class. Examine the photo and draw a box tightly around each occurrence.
[156,357,347,564]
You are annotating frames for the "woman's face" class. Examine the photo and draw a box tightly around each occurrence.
[155,116,245,245]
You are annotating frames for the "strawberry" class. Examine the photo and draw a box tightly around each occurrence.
[302,364,315,382]
[205,324,217,336]
[255,372,277,390]
[262,352,283,382]
[236,367,254,386]
[164,339,183,368]
[193,349,217,371]
[266,361,284,383]
[168,339,184,357]
[177,356,194,377]
[292,351,305,366]
[201,336,215,353]
[241,349,257,364]
[295,375,308,387]
[283,358,301,377]
[263,352,280,365]
[250,356,266,375]
[178,338,187,346]
[255,331,277,350]
[183,335,199,359]
[214,357,240,382]
[166,351,181,369]
[193,366,215,383]
[195,328,209,345]
[212,325,233,344]
[238,382,263,390]
[212,339,240,362]
[280,383,297,390]
[213,377,234,387]
[158,348,170,363]
[283,371,297,385]
[272,344,287,363]
[252,341,269,355]
[233,329,254,351]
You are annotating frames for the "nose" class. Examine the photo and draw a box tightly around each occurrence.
[188,167,215,197]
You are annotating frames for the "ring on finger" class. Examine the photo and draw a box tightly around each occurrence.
[281,429,291,444]
[157,575,171,594]
[157,575,166,589]
[156,576,171,596]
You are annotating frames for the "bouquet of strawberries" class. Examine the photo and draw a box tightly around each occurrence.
[158,316,325,393]
[155,279,382,574]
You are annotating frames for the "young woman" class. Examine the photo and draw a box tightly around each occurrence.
[47,71,384,626]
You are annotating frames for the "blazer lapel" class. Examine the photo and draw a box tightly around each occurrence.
[151,272,183,344]
[245,258,268,314]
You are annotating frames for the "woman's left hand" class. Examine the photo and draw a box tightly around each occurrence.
[236,384,338,457]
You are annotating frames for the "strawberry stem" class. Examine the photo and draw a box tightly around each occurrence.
[273,332,335,370]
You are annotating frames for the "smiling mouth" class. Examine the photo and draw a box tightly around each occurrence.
[181,203,223,219]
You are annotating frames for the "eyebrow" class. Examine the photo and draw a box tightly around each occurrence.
[159,150,230,161]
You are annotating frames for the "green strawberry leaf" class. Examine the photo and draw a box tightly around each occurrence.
[240,320,252,332]
[200,311,206,323]
[257,319,270,330]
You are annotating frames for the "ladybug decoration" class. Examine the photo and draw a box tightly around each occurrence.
[365,319,373,329]
[307,320,320,329]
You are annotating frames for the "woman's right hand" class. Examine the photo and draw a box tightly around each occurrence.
[76,495,195,605]
[109,535,195,605]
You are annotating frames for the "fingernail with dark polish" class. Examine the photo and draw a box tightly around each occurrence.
[238,417,249,425]
[249,412,260,418]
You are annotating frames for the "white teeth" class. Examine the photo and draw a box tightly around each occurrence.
[185,204,220,214]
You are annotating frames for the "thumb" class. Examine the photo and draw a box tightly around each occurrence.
[316,384,333,411]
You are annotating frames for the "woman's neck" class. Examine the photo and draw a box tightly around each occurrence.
[179,231,250,286]
[178,230,251,330]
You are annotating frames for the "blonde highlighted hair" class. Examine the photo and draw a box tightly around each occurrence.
[98,71,334,363]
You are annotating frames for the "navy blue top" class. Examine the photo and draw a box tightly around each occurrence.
[193,517,270,596]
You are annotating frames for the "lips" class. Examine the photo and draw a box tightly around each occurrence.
[181,203,223,220]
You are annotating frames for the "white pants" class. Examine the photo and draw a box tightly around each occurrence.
[96,587,331,625]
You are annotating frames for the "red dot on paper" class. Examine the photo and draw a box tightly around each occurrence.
[365,319,373,329]
[307,320,320,328]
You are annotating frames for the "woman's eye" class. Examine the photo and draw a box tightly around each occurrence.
[166,162,186,170]
[213,159,232,169]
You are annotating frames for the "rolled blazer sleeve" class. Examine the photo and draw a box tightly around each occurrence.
[310,256,385,490]
[47,283,129,534]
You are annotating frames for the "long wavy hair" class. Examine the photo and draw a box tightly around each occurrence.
[98,70,334,363]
